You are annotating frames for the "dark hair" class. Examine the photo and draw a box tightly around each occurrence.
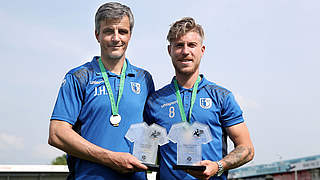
[95,2,134,34]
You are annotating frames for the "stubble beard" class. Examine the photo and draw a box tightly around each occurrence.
[172,61,200,78]
[103,46,126,62]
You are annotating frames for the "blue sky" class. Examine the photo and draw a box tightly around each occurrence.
[0,0,319,166]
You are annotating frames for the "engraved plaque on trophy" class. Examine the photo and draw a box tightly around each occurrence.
[168,121,213,171]
[125,122,168,171]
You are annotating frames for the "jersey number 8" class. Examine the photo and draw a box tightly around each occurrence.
[169,106,175,118]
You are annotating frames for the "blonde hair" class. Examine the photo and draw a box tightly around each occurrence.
[167,17,204,43]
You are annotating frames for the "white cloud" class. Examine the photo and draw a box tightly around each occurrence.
[0,133,24,150]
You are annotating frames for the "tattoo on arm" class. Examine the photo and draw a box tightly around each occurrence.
[222,145,254,170]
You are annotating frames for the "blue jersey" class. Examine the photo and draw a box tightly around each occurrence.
[144,75,243,180]
[51,56,155,180]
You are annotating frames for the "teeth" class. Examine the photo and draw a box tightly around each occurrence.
[110,44,123,47]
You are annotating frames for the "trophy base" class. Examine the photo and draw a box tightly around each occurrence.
[142,163,159,171]
[173,165,206,171]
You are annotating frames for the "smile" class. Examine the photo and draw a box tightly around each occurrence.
[109,44,124,48]
[179,59,192,62]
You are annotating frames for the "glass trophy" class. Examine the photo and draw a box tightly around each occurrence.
[168,121,213,171]
[125,122,168,171]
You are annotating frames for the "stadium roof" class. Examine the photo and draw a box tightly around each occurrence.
[229,154,320,178]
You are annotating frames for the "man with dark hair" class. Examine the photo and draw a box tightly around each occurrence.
[144,17,254,179]
[48,2,154,179]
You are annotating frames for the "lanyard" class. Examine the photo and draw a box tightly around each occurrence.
[98,58,127,116]
[173,76,201,123]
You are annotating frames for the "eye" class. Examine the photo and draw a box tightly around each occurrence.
[175,43,184,48]
[188,42,197,48]
[103,28,114,34]
[119,29,129,35]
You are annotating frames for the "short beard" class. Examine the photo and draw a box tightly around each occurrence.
[172,62,200,77]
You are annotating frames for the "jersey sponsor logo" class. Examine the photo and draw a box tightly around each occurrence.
[90,80,104,85]
[94,86,108,96]
[131,82,141,94]
[200,98,212,109]
[161,100,178,108]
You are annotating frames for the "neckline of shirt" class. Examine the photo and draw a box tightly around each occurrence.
[91,56,136,77]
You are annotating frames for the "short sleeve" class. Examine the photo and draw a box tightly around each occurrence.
[143,72,155,125]
[221,93,244,127]
[51,74,83,125]
[145,71,155,96]
[143,96,156,125]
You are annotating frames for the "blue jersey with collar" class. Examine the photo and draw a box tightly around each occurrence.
[51,56,155,180]
[144,75,243,180]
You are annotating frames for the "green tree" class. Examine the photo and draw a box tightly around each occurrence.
[51,154,67,165]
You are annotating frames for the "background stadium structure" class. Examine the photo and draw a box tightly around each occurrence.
[229,154,320,180]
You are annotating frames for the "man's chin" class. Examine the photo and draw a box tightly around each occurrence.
[176,69,195,76]
[174,64,200,76]
[107,53,125,61]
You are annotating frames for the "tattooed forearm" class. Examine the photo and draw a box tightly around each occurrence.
[222,145,254,170]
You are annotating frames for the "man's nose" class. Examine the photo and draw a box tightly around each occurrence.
[182,45,189,55]
[112,31,120,42]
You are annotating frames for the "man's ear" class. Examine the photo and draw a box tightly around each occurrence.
[95,30,100,43]
[167,45,171,55]
[201,45,205,55]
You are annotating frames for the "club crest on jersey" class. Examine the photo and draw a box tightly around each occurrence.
[200,98,212,109]
[131,82,141,94]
